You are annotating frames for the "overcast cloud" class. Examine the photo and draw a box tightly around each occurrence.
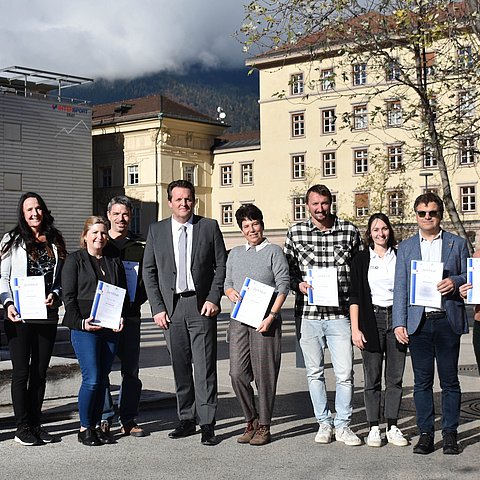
[0,0,247,80]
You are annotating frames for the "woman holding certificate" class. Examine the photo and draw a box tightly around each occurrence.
[0,192,66,446]
[62,216,127,447]
[225,204,289,446]
[349,213,408,448]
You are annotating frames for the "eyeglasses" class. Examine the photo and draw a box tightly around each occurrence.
[416,210,440,218]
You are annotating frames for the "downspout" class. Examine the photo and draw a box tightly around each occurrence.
[154,111,164,221]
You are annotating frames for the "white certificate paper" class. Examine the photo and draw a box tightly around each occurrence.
[90,281,126,329]
[13,276,48,320]
[306,268,339,307]
[231,277,275,328]
[466,258,480,304]
[410,260,443,309]
[122,260,139,302]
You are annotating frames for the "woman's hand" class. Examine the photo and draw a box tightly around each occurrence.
[351,328,366,350]
[7,304,22,322]
[113,318,124,333]
[83,316,102,332]
[256,314,274,333]
[45,293,55,307]
[459,283,472,299]
[225,288,242,303]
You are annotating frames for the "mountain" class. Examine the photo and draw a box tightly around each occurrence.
[68,66,260,133]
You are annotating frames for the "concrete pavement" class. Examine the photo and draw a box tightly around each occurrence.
[1,303,479,479]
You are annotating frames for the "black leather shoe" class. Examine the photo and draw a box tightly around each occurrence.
[168,420,196,439]
[95,427,116,444]
[200,424,218,446]
[443,431,459,455]
[413,432,434,454]
[78,428,102,446]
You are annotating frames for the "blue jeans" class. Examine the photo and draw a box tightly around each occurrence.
[300,317,354,428]
[71,329,119,428]
[408,314,461,434]
[102,318,142,426]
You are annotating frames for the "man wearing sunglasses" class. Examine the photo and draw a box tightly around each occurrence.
[393,192,468,456]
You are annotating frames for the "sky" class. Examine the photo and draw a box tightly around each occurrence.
[0,0,248,80]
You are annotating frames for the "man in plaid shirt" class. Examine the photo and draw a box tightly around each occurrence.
[284,184,363,446]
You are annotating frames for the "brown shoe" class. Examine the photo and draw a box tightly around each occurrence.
[237,418,259,444]
[121,421,148,437]
[249,424,271,446]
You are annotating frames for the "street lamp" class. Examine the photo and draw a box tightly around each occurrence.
[419,172,433,192]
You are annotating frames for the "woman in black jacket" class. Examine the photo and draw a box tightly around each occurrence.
[62,216,127,446]
[349,213,407,448]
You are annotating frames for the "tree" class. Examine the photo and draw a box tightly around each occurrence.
[238,0,480,250]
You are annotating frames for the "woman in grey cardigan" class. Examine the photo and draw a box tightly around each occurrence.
[225,204,289,446]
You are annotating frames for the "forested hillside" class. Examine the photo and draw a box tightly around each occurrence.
[70,66,259,133]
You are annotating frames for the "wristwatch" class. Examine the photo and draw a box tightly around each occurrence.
[270,311,280,320]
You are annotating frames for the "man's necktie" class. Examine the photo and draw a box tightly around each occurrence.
[178,225,188,292]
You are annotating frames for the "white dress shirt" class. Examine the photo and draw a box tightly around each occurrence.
[368,247,396,307]
[171,216,195,293]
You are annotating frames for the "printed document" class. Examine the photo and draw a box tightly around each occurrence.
[410,260,443,309]
[13,276,47,320]
[122,261,139,302]
[306,268,339,307]
[466,257,480,304]
[90,281,126,329]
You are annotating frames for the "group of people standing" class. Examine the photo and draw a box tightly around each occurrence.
[0,180,477,456]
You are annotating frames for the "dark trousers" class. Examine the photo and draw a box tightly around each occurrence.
[102,317,142,425]
[4,321,57,428]
[164,294,217,426]
[362,309,407,423]
[473,320,480,372]
[408,314,461,434]
[229,318,281,426]
[71,329,119,428]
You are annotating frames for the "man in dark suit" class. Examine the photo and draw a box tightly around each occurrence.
[143,180,227,445]
[393,192,468,456]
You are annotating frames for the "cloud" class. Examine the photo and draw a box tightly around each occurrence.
[0,0,246,80]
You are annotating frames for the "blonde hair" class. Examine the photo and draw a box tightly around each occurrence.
[80,216,109,249]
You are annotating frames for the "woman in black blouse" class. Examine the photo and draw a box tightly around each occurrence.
[62,216,127,446]
[0,192,66,446]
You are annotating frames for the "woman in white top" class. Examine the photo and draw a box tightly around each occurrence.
[349,213,408,448]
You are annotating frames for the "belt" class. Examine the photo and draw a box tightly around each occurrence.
[175,291,196,298]
[373,305,392,314]
[424,311,446,320]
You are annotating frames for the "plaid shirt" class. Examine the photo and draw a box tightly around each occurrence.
[284,216,363,320]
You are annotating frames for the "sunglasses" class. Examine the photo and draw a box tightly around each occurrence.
[416,210,440,218]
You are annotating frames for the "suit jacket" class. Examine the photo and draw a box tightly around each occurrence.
[62,249,127,331]
[392,230,468,336]
[142,215,227,317]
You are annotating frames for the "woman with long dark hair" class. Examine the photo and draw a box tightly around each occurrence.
[349,213,408,448]
[0,192,66,445]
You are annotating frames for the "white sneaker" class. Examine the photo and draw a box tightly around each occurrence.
[386,425,408,446]
[335,426,362,446]
[315,423,333,444]
[366,426,382,447]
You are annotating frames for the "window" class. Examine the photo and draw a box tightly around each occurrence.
[459,90,475,119]
[127,165,139,185]
[221,204,233,225]
[460,185,476,212]
[458,46,473,70]
[322,152,336,177]
[459,137,476,165]
[291,112,305,137]
[422,51,435,76]
[386,60,401,82]
[131,206,140,234]
[387,100,402,127]
[220,165,233,186]
[352,63,367,86]
[100,166,112,187]
[241,162,254,184]
[182,164,196,184]
[353,104,368,130]
[291,154,305,179]
[290,73,304,95]
[388,191,404,216]
[423,144,437,168]
[293,197,307,221]
[322,108,336,134]
[354,149,368,174]
[321,68,335,91]
[331,193,338,215]
[355,193,369,217]
[388,145,403,171]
